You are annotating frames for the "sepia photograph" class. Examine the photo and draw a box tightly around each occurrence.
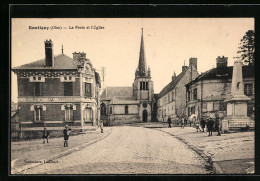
[10,17,255,175]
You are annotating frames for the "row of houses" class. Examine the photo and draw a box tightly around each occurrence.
[157,56,255,122]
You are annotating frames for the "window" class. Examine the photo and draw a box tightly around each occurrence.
[64,82,73,96]
[125,105,129,114]
[191,106,195,114]
[168,94,170,103]
[213,102,220,110]
[187,91,191,101]
[244,84,253,96]
[101,103,106,115]
[34,82,41,96]
[65,106,73,121]
[110,107,113,114]
[203,102,207,110]
[143,103,147,108]
[85,83,92,97]
[140,82,142,90]
[146,82,148,90]
[193,88,197,100]
[34,106,43,121]
[219,102,227,111]
[172,91,174,101]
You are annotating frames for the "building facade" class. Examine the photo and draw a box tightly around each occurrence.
[12,40,101,129]
[100,29,154,125]
[157,58,199,122]
[185,56,255,120]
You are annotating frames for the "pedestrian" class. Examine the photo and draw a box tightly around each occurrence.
[200,117,206,132]
[215,111,221,136]
[181,117,185,129]
[42,126,49,144]
[167,116,172,128]
[195,118,201,132]
[207,117,214,136]
[100,119,104,133]
[184,115,188,125]
[63,125,70,147]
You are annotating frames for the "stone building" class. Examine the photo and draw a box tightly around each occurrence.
[12,40,101,130]
[157,58,199,122]
[185,56,255,120]
[100,29,154,125]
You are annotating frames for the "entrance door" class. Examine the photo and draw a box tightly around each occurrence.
[143,110,148,122]
[84,108,92,122]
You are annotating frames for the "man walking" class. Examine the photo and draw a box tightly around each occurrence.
[207,117,214,136]
[42,126,49,144]
[200,117,206,132]
[167,116,172,128]
[215,111,221,136]
[63,125,70,147]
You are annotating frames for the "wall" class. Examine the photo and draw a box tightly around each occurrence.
[113,104,139,115]
[18,77,81,97]
[157,66,199,122]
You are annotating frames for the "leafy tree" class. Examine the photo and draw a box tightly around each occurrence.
[237,30,255,66]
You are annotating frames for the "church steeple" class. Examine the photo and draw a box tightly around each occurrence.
[137,28,147,77]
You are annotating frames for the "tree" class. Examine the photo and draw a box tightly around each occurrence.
[237,30,255,66]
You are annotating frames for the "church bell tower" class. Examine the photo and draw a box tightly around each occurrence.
[133,29,154,122]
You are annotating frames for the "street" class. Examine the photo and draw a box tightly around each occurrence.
[23,126,211,174]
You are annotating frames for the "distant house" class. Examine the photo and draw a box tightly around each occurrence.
[157,58,199,122]
[100,29,154,125]
[185,56,255,119]
[12,40,101,129]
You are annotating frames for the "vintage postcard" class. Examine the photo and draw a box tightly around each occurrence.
[10,17,255,174]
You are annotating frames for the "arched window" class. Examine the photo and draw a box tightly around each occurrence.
[101,103,106,115]
[125,105,128,114]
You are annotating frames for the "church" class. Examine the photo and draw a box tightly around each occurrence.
[100,29,154,125]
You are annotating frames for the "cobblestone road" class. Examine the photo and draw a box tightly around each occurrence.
[24,126,211,174]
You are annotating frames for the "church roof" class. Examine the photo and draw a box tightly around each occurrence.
[158,68,188,99]
[136,28,148,77]
[186,65,255,87]
[12,54,79,71]
[100,87,134,100]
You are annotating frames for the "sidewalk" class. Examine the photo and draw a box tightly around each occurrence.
[143,122,255,174]
[11,127,111,174]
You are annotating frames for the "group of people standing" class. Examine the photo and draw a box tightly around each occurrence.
[42,125,71,147]
[167,111,222,136]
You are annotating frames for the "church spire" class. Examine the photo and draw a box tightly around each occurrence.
[137,28,147,77]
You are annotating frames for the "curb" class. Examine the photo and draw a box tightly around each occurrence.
[151,128,223,174]
[12,128,112,174]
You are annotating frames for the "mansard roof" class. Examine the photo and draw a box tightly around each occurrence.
[186,65,255,87]
[158,68,188,99]
[12,54,79,71]
[100,87,134,100]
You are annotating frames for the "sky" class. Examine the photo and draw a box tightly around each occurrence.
[11,18,254,102]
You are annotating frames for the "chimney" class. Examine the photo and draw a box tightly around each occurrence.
[189,57,197,70]
[172,71,176,82]
[45,39,54,67]
[216,56,228,68]
[216,56,228,76]
[182,66,188,72]
[73,52,86,62]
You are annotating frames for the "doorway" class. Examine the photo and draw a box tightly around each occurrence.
[143,110,148,122]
